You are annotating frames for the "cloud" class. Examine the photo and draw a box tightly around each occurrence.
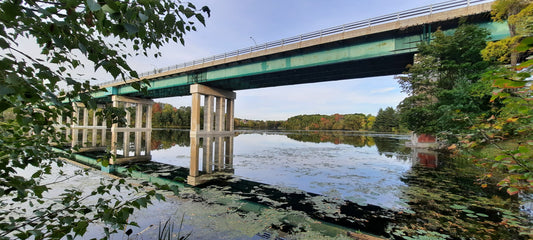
[370,87,396,94]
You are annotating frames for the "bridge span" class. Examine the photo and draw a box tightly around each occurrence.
[63,0,510,177]
[93,0,507,101]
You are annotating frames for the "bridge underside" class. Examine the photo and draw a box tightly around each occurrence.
[120,52,414,100]
[204,53,414,92]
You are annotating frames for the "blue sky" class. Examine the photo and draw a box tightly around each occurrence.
[123,0,449,120]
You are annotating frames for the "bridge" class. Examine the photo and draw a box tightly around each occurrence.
[62,0,510,180]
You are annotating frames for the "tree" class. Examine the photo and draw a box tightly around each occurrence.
[458,0,533,197]
[0,0,210,238]
[397,23,492,135]
[372,107,399,132]
[490,0,532,65]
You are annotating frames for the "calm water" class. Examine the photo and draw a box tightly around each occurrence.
[142,129,532,239]
[152,130,412,209]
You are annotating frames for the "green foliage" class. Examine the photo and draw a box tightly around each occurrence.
[508,3,533,36]
[491,0,531,37]
[282,113,374,131]
[481,36,521,63]
[397,23,492,135]
[459,63,533,195]
[372,107,401,132]
[0,0,209,238]
[157,216,191,240]
[152,102,194,128]
[453,0,533,197]
[234,118,284,130]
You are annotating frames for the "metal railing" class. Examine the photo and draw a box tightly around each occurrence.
[99,0,493,86]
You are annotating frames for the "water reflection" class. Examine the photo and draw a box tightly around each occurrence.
[110,129,152,164]
[286,131,375,147]
[393,153,526,239]
[411,148,438,168]
[151,129,190,150]
[72,129,527,238]
[188,134,235,186]
[158,130,528,238]
[66,127,153,165]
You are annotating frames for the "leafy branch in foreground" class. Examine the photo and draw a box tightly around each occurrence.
[0,0,210,238]
[454,1,533,196]
[457,57,532,195]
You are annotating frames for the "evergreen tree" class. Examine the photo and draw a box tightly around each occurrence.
[373,107,398,132]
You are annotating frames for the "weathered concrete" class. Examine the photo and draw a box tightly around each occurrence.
[67,102,107,152]
[109,95,154,165]
[189,84,236,136]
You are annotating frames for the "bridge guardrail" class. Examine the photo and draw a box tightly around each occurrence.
[98,0,493,87]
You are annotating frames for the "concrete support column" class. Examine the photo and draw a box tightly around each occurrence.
[215,97,225,132]
[135,104,143,156]
[203,136,214,173]
[204,95,214,132]
[123,103,131,157]
[146,105,153,129]
[110,95,154,165]
[189,136,200,178]
[125,103,131,127]
[71,103,79,147]
[82,107,88,147]
[226,99,234,131]
[145,130,151,155]
[189,84,236,135]
[191,92,202,133]
[101,106,107,146]
[214,136,224,170]
[225,136,234,167]
[92,110,98,145]
[111,98,119,158]
[65,116,71,142]
[188,84,236,186]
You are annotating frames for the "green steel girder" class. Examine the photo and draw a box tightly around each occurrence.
[92,18,509,101]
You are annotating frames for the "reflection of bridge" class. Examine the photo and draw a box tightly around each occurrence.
[62,0,509,180]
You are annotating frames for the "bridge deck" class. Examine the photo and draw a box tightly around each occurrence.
[92,1,509,101]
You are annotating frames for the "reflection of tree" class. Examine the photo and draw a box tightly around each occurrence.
[150,130,190,150]
[391,156,526,239]
[373,137,399,157]
[373,137,410,158]
[286,132,374,148]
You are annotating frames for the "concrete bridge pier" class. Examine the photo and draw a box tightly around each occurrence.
[109,95,154,167]
[188,84,236,186]
[189,84,236,134]
[68,102,107,151]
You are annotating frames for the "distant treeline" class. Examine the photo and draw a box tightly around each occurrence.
[235,113,377,131]
[284,113,374,131]
[150,102,404,132]
[152,102,195,128]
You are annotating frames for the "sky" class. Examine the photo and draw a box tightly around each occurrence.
[82,0,457,120]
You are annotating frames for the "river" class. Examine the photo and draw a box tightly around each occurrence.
[120,129,530,239]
